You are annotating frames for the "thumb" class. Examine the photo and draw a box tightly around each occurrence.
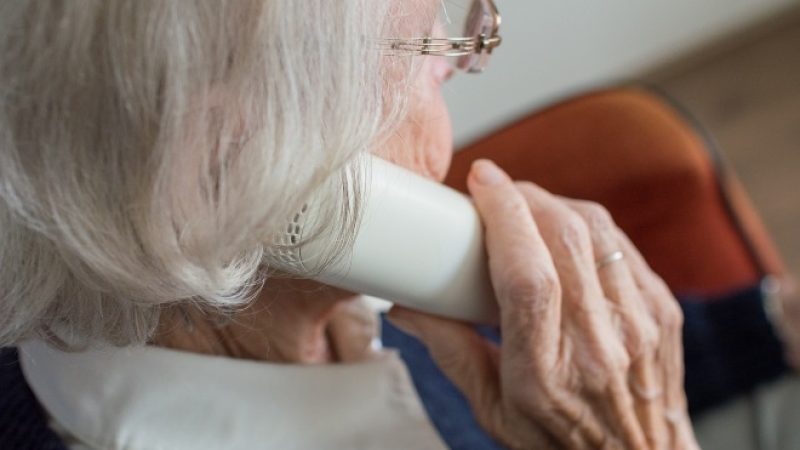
[387,306,502,426]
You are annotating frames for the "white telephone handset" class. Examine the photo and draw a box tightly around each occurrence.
[273,155,499,324]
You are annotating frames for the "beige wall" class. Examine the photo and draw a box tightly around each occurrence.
[445,0,800,147]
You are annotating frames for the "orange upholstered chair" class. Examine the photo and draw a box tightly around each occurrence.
[445,86,786,298]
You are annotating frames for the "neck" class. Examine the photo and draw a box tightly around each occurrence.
[153,279,377,364]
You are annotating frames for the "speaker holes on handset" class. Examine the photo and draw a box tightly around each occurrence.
[265,203,309,272]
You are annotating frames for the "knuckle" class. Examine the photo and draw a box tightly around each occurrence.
[500,267,560,306]
[610,347,631,373]
[558,212,592,251]
[592,340,631,378]
[654,276,673,297]
[580,202,615,235]
[641,275,684,331]
[497,194,530,219]
[662,300,684,330]
[596,342,631,382]
[648,269,672,298]
[637,321,661,355]
[624,309,661,356]
[643,273,672,298]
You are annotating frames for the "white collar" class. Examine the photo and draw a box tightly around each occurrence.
[19,340,447,450]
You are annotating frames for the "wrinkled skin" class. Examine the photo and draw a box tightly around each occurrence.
[155,14,701,447]
[154,53,454,363]
[388,160,700,449]
[156,279,380,363]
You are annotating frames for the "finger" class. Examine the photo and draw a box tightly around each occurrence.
[561,199,658,353]
[512,183,605,310]
[386,306,555,448]
[518,387,611,449]
[629,360,669,449]
[466,162,606,448]
[617,231,691,444]
[564,199,667,447]
[514,183,647,449]
[387,306,501,420]
[466,160,561,363]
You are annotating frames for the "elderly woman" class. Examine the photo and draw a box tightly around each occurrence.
[0,1,700,449]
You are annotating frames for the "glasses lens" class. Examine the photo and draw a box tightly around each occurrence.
[461,0,496,72]
[439,0,496,72]
[438,1,468,35]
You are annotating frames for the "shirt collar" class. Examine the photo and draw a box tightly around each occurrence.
[19,339,446,450]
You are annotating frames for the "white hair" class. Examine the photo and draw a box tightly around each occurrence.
[0,1,432,347]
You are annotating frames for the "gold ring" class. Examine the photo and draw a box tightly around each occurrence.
[596,250,624,269]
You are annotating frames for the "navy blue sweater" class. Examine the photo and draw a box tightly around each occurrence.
[1,285,787,450]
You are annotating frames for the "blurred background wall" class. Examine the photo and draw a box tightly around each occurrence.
[445,0,799,146]
[444,0,800,279]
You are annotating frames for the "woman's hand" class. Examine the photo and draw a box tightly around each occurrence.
[387,160,699,449]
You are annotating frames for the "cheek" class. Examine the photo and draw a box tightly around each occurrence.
[374,58,454,182]
[403,85,453,182]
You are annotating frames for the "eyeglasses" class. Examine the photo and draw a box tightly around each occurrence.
[380,0,502,74]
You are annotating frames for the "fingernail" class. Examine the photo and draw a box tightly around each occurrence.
[472,159,506,186]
